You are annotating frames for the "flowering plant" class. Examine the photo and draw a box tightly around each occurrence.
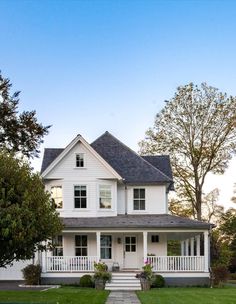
[136,260,153,281]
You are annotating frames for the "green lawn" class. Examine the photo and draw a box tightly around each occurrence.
[0,287,109,304]
[137,287,236,304]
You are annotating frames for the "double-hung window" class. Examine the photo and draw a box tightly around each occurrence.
[100,235,112,259]
[74,185,87,208]
[76,153,84,167]
[52,235,63,256]
[133,188,145,210]
[51,186,63,208]
[75,235,87,256]
[99,185,112,209]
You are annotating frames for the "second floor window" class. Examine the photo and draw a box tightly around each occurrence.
[52,235,63,256]
[76,153,84,167]
[99,185,112,209]
[51,186,63,208]
[74,185,87,208]
[133,188,145,210]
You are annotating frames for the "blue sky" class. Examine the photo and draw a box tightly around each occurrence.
[1,0,236,207]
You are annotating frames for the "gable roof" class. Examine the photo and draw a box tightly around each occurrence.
[41,134,122,179]
[41,131,173,187]
[91,132,173,185]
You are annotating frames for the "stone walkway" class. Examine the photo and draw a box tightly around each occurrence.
[106,291,140,304]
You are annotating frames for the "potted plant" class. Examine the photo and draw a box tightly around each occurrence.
[93,261,111,290]
[136,260,153,290]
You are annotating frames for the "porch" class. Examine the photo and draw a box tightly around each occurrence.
[41,230,209,274]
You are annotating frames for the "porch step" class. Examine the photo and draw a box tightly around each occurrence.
[105,272,141,291]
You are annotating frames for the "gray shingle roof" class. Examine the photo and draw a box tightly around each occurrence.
[62,214,212,229]
[41,148,63,173]
[40,132,173,187]
[91,132,173,185]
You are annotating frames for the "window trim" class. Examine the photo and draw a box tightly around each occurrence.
[50,185,63,209]
[75,235,88,257]
[133,188,146,211]
[52,235,63,256]
[99,184,112,210]
[100,235,112,260]
[74,185,87,209]
[75,153,85,168]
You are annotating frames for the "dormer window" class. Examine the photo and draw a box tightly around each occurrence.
[76,153,84,167]
[133,188,145,210]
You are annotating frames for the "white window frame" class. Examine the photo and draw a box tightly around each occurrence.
[99,185,112,209]
[75,153,85,168]
[74,185,87,209]
[100,235,112,260]
[52,235,63,256]
[75,235,88,256]
[133,188,146,211]
[50,185,63,209]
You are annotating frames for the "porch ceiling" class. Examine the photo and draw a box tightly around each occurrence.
[62,214,212,230]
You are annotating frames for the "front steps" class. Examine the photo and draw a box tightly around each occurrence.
[105,272,141,291]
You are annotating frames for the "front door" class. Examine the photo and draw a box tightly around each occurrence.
[124,236,138,269]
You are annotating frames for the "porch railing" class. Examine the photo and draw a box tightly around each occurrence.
[146,256,205,272]
[46,256,99,272]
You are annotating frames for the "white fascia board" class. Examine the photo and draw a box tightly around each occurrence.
[41,134,122,180]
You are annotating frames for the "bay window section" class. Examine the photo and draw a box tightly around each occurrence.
[101,235,112,259]
[99,185,112,209]
[74,185,87,208]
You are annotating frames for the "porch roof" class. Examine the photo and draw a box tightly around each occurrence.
[62,214,212,230]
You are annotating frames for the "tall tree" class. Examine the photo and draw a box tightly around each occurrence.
[0,72,50,158]
[139,83,236,220]
[0,151,62,267]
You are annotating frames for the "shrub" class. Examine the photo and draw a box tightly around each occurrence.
[79,274,94,288]
[229,272,236,280]
[212,265,229,286]
[151,274,165,288]
[22,264,41,285]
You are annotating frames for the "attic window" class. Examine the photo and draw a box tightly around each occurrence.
[76,153,84,167]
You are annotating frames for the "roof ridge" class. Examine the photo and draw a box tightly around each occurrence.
[92,132,172,182]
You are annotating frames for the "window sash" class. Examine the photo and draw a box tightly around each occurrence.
[52,235,63,256]
[74,185,87,208]
[133,188,145,210]
[75,235,88,256]
[51,186,63,208]
[76,153,84,167]
[100,235,112,259]
[99,185,112,209]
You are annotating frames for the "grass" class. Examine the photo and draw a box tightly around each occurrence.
[136,286,236,304]
[0,287,109,304]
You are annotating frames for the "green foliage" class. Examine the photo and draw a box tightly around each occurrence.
[139,83,236,220]
[167,240,181,256]
[151,274,165,288]
[22,264,41,285]
[79,275,94,288]
[136,261,154,281]
[0,152,62,267]
[0,72,50,158]
[93,262,111,285]
[212,265,229,286]
[211,229,232,268]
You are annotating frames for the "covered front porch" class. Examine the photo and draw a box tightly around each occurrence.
[41,229,209,274]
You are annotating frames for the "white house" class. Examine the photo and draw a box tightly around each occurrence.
[0,131,212,287]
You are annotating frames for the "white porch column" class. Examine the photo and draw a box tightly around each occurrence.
[181,241,185,256]
[143,231,148,261]
[196,235,201,256]
[185,239,189,256]
[96,231,101,261]
[190,238,194,256]
[204,231,209,272]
